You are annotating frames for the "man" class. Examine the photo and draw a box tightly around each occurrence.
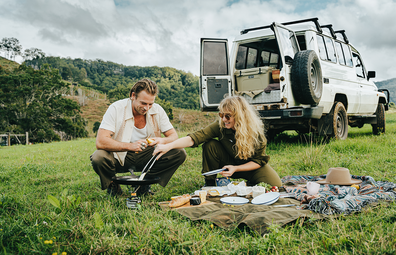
[91,79,186,196]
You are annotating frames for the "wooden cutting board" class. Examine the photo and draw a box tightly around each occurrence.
[158,200,215,210]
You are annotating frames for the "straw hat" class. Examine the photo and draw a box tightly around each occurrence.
[317,167,362,185]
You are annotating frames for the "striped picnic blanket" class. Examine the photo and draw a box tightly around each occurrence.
[281,175,396,215]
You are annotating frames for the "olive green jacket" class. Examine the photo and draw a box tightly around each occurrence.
[188,121,270,166]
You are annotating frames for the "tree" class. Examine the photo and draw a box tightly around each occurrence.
[93,121,101,135]
[23,48,45,61]
[0,64,88,142]
[0,37,22,60]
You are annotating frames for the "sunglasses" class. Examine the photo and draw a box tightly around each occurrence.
[219,112,233,120]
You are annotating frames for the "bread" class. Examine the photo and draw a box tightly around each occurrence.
[168,194,191,208]
[199,191,207,203]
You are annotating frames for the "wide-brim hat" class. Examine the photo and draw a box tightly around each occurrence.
[317,167,362,185]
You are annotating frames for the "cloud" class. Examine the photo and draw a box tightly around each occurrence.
[0,0,395,80]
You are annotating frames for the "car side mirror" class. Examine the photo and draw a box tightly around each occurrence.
[367,71,375,80]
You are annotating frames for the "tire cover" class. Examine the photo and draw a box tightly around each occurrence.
[291,50,323,105]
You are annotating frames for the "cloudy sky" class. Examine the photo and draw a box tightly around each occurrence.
[1,0,395,81]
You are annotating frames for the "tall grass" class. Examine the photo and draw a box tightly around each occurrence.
[0,111,396,254]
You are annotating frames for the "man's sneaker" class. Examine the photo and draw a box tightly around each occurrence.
[107,182,123,196]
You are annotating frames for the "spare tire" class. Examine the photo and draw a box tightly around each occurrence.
[291,50,323,105]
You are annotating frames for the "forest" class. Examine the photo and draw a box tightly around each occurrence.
[24,56,200,109]
[0,62,88,143]
[0,37,201,143]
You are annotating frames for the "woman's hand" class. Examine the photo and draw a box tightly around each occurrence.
[153,143,172,160]
[148,137,167,145]
[220,165,238,177]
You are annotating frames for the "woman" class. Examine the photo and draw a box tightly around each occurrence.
[153,96,282,187]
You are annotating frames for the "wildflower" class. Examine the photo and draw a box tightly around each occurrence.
[62,252,67,255]
[210,224,214,229]
[43,221,48,225]
[52,253,58,255]
[53,237,56,239]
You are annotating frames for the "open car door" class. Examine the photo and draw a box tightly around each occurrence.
[200,38,231,111]
[271,22,300,64]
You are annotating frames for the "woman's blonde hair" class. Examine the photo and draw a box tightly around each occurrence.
[218,96,266,160]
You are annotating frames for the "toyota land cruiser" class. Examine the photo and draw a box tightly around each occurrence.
[199,18,389,140]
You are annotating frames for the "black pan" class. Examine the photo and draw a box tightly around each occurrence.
[112,175,160,185]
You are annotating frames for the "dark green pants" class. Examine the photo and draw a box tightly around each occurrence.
[202,139,282,187]
[91,147,186,190]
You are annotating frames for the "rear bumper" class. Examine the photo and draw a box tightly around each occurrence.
[257,106,324,119]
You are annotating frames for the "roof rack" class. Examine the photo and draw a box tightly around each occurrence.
[321,24,337,39]
[240,17,322,35]
[334,30,349,44]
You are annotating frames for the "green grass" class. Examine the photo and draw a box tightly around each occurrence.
[1,111,396,254]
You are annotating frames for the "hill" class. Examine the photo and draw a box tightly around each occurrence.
[0,56,19,71]
[24,57,200,110]
[375,78,396,103]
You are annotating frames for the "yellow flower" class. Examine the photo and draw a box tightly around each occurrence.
[52,253,58,255]
[53,237,56,239]
[62,252,67,255]
[210,224,214,229]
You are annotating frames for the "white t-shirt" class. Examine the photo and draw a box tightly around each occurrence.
[99,98,173,165]
[130,126,147,143]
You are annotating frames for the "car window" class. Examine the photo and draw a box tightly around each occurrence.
[260,51,279,68]
[352,53,365,78]
[317,35,328,60]
[246,48,258,68]
[236,45,247,69]
[317,35,336,63]
[335,42,346,65]
[277,26,299,59]
[202,41,228,76]
[269,53,279,67]
[324,37,337,63]
[342,43,353,67]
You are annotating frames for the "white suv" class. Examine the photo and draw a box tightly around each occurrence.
[199,18,389,139]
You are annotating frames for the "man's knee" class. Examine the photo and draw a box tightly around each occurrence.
[91,150,114,168]
[170,148,187,165]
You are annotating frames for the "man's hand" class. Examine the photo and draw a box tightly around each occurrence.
[131,139,149,152]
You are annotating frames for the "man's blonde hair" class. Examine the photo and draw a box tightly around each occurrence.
[218,96,266,160]
[129,79,158,98]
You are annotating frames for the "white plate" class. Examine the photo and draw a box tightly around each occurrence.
[251,192,280,205]
[220,197,249,205]
[202,169,226,176]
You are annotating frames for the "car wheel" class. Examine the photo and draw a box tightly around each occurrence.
[291,50,323,105]
[372,103,385,135]
[332,102,348,140]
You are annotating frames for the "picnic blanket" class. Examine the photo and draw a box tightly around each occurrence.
[162,196,325,235]
[281,175,396,215]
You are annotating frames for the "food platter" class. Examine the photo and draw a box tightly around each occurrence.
[220,197,249,205]
[251,192,280,205]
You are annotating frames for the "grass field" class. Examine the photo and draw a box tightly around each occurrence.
[1,110,396,254]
